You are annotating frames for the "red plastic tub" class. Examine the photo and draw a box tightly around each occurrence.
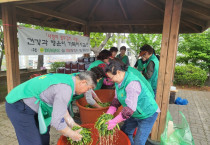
[76,89,122,124]
[57,124,131,145]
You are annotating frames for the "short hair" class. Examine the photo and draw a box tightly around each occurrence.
[110,47,118,53]
[97,50,111,60]
[90,66,106,79]
[105,58,128,75]
[77,71,97,88]
[120,46,126,51]
[140,44,154,54]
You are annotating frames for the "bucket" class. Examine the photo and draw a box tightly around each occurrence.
[71,62,78,69]
[71,69,78,73]
[78,57,84,62]
[57,124,131,145]
[57,67,65,73]
[65,68,71,74]
[76,89,122,124]
[78,63,85,70]
[65,62,71,69]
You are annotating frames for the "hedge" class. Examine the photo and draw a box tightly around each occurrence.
[174,65,207,86]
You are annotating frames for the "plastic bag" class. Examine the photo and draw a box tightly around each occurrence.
[160,111,195,145]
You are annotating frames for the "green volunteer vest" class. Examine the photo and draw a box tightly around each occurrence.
[137,59,146,72]
[144,54,159,90]
[128,67,154,96]
[72,60,105,101]
[87,60,104,90]
[116,54,129,65]
[116,68,158,119]
[6,73,75,134]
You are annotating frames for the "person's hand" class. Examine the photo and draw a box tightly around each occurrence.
[106,112,125,130]
[93,94,102,103]
[106,119,118,130]
[93,103,103,108]
[106,106,117,115]
[69,129,83,142]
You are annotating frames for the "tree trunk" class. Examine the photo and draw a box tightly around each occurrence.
[37,55,44,70]
[91,33,112,56]
[0,49,3,71]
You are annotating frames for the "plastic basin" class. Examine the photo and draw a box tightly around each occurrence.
[76,89,122,124]
[57,124,131,145]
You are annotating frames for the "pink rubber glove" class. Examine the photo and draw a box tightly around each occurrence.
[106,112,126,130]
[106,106,117,115]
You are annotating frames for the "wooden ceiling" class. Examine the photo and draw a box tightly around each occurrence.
[0,0,209,33]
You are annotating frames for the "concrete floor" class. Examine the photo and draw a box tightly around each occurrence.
[0,89,209,145]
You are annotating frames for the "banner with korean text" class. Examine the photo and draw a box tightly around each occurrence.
[18,26,90,55]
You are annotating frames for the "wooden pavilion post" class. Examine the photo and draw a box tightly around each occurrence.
[2,3,20,93]
[84,25,90,37]
[151,0,183,141]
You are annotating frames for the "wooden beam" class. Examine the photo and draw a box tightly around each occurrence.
[2,3,20,92]
[118,0,128,19]
[157,0,182,139]
[89,20,163,25]
[151,0,174,140]
[16,5,87,25]
[61,0,81,12]
[144,0,204,32]
[151,0,183,141]
[83,25,90,36]
[88,0,102,20]
[144,0,164,13]
[0,0,61,4]
[42,0,74,23]
[181,14,206,28]
[182,21,201,33]
[183,1,210,18]
[118,0,133,32]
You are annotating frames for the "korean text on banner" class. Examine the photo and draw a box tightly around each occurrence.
[18,26,90,55]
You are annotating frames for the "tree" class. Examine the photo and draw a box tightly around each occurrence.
[177,29,210,73]
[66,30,116,56]
[0,20,4,71]
[127,33,162,58]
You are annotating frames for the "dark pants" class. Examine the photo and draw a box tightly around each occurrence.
[5,101,50,145]
[121,112,158,145]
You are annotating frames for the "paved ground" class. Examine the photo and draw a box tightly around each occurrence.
[0,89,209,145]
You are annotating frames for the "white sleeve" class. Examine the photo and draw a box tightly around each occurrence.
[85,89,96,105]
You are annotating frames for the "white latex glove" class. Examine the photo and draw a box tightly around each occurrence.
[61,127,82,142]
[64,111,80,128]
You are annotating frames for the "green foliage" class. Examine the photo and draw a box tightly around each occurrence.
[95,113,120,136]
[104,34,117,49]
[50,62,65,72]
[67,126,92,145]
[65,31,117,50]
[174,65,207,86]
[177,29,210,73]
[19,23,59,32]
[127,33,162,56]
[65,30,83,36]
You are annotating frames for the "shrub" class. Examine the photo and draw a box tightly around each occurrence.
[174,65,207,86]
[50,62,65,72]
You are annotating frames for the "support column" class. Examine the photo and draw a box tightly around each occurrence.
[2,3,20,93]
[151,0,183,141]
[84,25,90,37]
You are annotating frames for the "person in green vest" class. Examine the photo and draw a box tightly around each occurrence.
[116,46,130,66]
[5,71,97,145]
[110,46,118,59]
[105,58,160,145]
[139,44,159,96]
[75,50,111,108]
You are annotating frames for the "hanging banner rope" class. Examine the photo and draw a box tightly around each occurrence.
[18,26,90,55]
